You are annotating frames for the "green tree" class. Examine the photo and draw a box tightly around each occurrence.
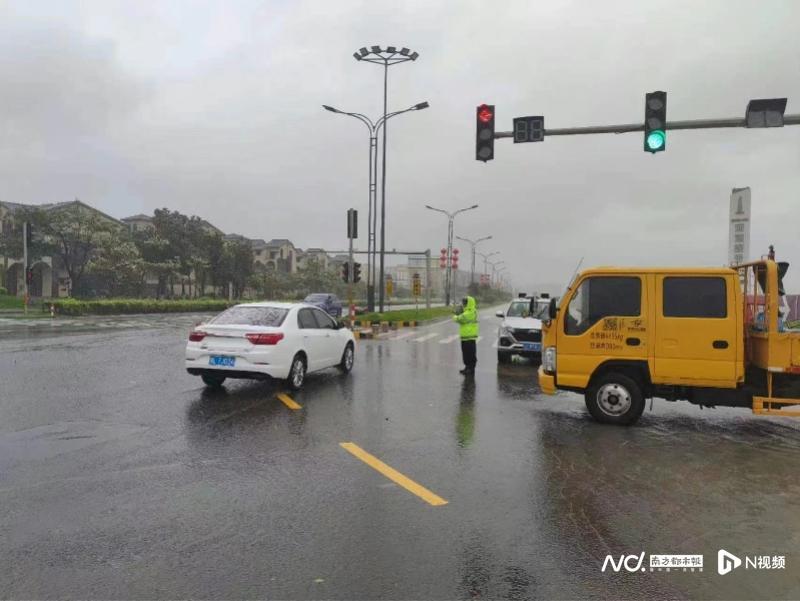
[222,239,254,299]
[87,232,145,297]
[151,208,209,296]
[251,262,289,300]
[134,231,178,298]
[28,203,117,296]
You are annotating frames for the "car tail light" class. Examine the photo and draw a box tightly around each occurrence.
[189,331,206,342]
[246,332,284,345]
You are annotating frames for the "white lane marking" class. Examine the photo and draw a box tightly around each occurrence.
[413,333,439,343]
[439,334,459,344]
[392,331,417,341]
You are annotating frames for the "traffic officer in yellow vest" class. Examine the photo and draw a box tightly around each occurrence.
[453,295,479,375]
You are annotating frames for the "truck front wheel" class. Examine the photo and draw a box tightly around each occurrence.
[585,372,645,425]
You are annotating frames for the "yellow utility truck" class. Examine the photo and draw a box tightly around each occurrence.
[538,259,800,425]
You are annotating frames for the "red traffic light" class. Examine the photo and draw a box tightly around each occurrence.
[478,104,493,123]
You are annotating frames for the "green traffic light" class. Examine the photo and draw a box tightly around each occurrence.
[646,130,666,151]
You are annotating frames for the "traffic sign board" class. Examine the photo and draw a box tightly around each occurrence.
[412,273,421,297]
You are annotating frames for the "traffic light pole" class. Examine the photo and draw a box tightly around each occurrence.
[494,114,800,139]
[348,234,354,327]
[22,221,28,315]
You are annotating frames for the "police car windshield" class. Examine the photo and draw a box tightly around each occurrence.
[507,300,549,319]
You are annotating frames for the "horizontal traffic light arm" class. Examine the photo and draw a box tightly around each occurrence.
[494,113,800,138]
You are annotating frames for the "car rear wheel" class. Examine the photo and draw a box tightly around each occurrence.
[201,374,226,388]
[287,354,306,391]
[584,372,645,425]
[497,350,512,364]
[339,343,354,373]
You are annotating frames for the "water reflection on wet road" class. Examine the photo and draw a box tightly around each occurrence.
[1,311,798,599]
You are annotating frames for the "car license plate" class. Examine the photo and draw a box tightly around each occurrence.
[209,355,235,367]
[522,342,541,352]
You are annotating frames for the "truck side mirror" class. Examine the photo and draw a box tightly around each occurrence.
[548,297,558,320]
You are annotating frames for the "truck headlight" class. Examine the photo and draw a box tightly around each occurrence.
[543,346,557,374]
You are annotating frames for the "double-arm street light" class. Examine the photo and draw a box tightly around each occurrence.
[489,261,506,288]
[455,235,492,286]
[354,45,420,312]
[425,204,478,305]
[323,100,429,311]
[477,251,500,284]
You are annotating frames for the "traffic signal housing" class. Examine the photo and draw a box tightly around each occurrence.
[341,263,350,283]
[476,104,495,162]
[644,91,667,153]
[353,262,362,283]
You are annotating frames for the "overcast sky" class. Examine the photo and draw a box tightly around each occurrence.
[1,0,799,291]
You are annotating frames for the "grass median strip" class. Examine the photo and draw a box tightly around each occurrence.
[277,393,302,410]
[339,442,448,507]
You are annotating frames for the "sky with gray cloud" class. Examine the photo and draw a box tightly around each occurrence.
[1,0,798,291]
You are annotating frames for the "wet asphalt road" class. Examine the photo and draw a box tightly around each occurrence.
[2,311,800,600]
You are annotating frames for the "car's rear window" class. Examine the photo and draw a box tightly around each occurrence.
[209,306,289,326]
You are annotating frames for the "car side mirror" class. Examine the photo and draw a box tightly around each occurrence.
[495,311,504,318]
[548,297,558,320]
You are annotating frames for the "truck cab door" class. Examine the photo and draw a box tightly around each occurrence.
[556,275,647,390]
[653,275,737,384]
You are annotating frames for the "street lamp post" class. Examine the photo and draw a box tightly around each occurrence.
[455,235,492,286]
[477,251,499,284]
[323,101,428,311]
[488,260,505,288]
[424,204,478,305]
[354,46,419,312]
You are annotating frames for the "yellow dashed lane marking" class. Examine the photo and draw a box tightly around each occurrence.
[277,393,301,410]
[339,442,448,506]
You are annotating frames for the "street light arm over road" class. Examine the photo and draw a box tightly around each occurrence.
[424,205,450,218]
[322,105,376,132]
[454,204,479,217]
[376,101,430,131]
[456,234,492,245]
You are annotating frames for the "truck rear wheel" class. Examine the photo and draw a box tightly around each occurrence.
[585,372,645,425]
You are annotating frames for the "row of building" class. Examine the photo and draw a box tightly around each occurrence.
[0,199,480,299]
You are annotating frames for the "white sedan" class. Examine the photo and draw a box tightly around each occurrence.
[185,302,355,390]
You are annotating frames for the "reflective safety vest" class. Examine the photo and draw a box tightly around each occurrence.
[453,296,479,340]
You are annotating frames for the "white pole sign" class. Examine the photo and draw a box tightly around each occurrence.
[728,187,751,266]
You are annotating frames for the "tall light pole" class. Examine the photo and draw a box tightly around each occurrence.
[425,204,478,305]
[323,100,429,311]
[477,251,499,284]
[489,260,505,288]
[455,235,492,286]
[354,45,419,312]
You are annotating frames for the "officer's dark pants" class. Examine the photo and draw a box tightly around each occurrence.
[461,339,477,372]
